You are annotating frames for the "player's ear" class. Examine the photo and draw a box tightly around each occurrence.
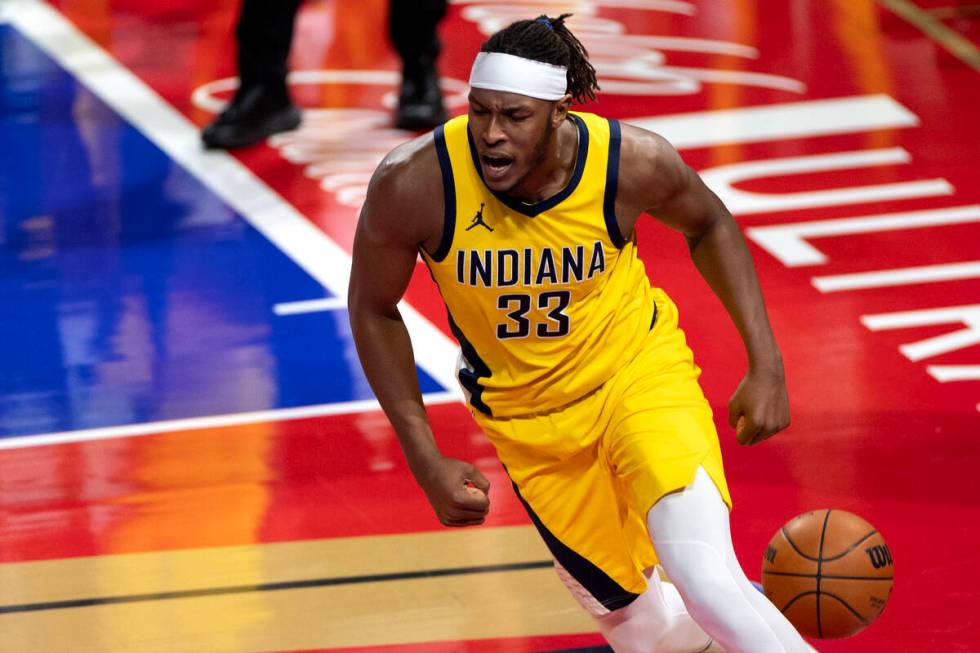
[551,94,572,128]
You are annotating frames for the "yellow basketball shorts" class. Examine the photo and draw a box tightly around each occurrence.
[473,288,732,612]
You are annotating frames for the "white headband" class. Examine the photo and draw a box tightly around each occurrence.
[469,52,568,101]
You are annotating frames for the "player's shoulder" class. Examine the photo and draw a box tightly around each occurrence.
[615,122,688,209]
[370,131,442,202]
[362,131,444,243]
[618,122,683,173]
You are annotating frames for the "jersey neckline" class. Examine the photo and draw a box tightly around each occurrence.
[466,113,590,218]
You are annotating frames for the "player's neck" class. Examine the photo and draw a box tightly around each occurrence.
[506,118,578,205]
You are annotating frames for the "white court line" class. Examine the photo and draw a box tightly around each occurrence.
[861,304,980,362]
[746,205,980,267]
[274,297,348,315]
[0,393,461,450]
[927,366,980,383]
[628,95,918,150]
[6,2,463,428]
[812,260,980,293]
[6,0,461,389]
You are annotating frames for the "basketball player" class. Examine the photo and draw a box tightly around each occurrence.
[349,14,815,653]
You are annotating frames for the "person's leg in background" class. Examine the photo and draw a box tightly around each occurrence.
[202,0,303,149]
[389,0,447,130]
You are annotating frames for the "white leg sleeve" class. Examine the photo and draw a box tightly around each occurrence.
[646,467,812,653]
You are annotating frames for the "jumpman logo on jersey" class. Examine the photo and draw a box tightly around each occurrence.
[466,203,494,232]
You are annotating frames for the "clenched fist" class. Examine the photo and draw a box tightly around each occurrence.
[417,456,491,527]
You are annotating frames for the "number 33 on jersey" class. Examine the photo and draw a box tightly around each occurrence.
[422,112,659,418]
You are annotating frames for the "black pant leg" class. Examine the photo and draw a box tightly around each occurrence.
[235,0,304,92]
[389,0,447,74]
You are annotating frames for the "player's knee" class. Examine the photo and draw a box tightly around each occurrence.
[596,595,677,653]
[596,605,663,650]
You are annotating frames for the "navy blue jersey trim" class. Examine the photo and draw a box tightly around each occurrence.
[603,119,626,248]
[466,114,589,218]
[509,476,639,611]
[445,310,493,416]
[430,125,456,262]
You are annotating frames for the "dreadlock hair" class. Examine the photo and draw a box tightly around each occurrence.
[479,14,599,104]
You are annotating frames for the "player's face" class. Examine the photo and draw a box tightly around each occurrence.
[467,89,562,194]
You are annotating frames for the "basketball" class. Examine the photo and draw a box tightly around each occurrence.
[761,510,894,639]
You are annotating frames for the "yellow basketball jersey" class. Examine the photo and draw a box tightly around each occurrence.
[422,111,657,417]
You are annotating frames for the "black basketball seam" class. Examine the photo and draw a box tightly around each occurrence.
[821,591,871,625]
[780,589,818,613]
[816,509,831,638]
[779,590,872,634]
[820,529,878,562]
[780,526,820,562]
[763,571,893,581]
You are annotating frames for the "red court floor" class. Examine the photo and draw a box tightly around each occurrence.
[0,0,978,651]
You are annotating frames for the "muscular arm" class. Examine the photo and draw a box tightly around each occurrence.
[348,138,490,523]
[619,125,789,445]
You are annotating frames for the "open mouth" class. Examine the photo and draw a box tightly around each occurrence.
[481,153,514,181]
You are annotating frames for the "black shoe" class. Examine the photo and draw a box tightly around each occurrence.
[394,62,447,131]
[201,84,301,149]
